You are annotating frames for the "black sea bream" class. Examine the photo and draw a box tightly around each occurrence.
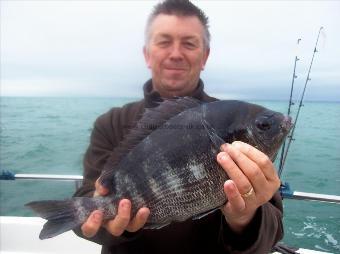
[26,98,292,239]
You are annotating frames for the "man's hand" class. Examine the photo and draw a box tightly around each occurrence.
[81,180,150,238]
[217,141,281,233]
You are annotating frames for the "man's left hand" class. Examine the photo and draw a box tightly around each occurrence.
[217,141,281,233]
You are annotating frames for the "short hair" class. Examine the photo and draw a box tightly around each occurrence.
[145,0,210,49]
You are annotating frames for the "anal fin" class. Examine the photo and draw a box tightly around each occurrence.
[144,222,171,230]
[192,207,220,220]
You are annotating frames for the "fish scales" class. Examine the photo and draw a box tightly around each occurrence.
[110,109,228,225]
[25,98,292,239]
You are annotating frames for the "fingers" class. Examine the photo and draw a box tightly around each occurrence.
[82,179,108,237]
[220,143,268,195]
[223,180,245,213]
[104,199,132,236]
[87,179,149,237]
[218,141,280,204]
[230,141,280,191]
[218,142,279,231]
[94,179,109,197]
[81,210,104,238]
[81,199,149,238]
[126,207,150,232]
[229,141,278,181]
[104,200,150,236]
[221,180,256,232]
[217,150,253,196]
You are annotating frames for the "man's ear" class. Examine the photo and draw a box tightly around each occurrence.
[143,46,151,68]
[201,48,210,70]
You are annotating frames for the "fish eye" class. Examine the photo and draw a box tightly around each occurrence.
[255,117,271,131]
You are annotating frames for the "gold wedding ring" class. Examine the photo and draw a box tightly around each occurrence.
[241,187,254,198]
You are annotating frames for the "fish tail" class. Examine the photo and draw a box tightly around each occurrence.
[25,197,92,239]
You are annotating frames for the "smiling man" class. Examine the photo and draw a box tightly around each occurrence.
[74,1,284,253]
[144,14,210,98]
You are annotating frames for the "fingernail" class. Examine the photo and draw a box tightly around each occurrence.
[232,141,242,149]
[225,180,235,190]
[121,200,130,210]
[93,212,102,223]
[225,143,232,152]
[142,210,150,220]
[220,143,227,151]
[218,152,229,161]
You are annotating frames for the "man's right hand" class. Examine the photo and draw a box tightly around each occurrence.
[81,180,150,238]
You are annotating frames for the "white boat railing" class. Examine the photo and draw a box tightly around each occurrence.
[280,182,340,204]
[12,173,83,181]
[0,171,84,189]
[1,171,339,204]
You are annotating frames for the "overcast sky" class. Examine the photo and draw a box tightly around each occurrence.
[1,1,339,101]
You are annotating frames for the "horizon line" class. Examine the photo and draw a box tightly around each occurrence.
[0,95,339,103]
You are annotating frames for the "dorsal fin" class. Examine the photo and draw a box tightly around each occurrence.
[99,97,202,189]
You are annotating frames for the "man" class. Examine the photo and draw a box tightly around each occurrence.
[74,1,283,253]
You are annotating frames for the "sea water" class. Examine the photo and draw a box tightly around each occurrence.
[0,97,339,253]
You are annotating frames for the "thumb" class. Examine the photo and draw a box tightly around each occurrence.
[94,179,109,197]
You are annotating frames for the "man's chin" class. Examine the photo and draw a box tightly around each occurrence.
[161,81,189,94]
[161,84,198,98]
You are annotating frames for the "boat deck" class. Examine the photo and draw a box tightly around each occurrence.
[0,216,332,254]
[0,216,101,254]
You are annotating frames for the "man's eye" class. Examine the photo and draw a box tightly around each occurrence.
[157,41,170,47]
[184,42,197,49]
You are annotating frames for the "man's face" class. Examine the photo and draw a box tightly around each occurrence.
[144,14,210,98]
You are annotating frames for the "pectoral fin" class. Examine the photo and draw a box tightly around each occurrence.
[201,119,225,151]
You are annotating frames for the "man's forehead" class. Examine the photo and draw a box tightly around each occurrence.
[149,14,204,38]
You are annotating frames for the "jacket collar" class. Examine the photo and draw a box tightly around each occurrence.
[143,79,208,108]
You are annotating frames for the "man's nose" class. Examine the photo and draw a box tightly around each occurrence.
[169,43,184,61]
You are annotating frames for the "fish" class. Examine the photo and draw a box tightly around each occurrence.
[25,97,292,239]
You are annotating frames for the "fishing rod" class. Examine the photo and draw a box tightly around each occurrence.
[278,38,301,178]
[278,27,324,175]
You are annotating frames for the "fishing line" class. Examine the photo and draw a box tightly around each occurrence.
[278,27,324,178]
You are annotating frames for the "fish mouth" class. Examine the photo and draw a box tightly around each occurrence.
[280,115,293,132]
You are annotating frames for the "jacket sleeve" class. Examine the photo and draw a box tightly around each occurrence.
[74,108,119,198]
[219,191,284,253]
[73,108,141,246]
